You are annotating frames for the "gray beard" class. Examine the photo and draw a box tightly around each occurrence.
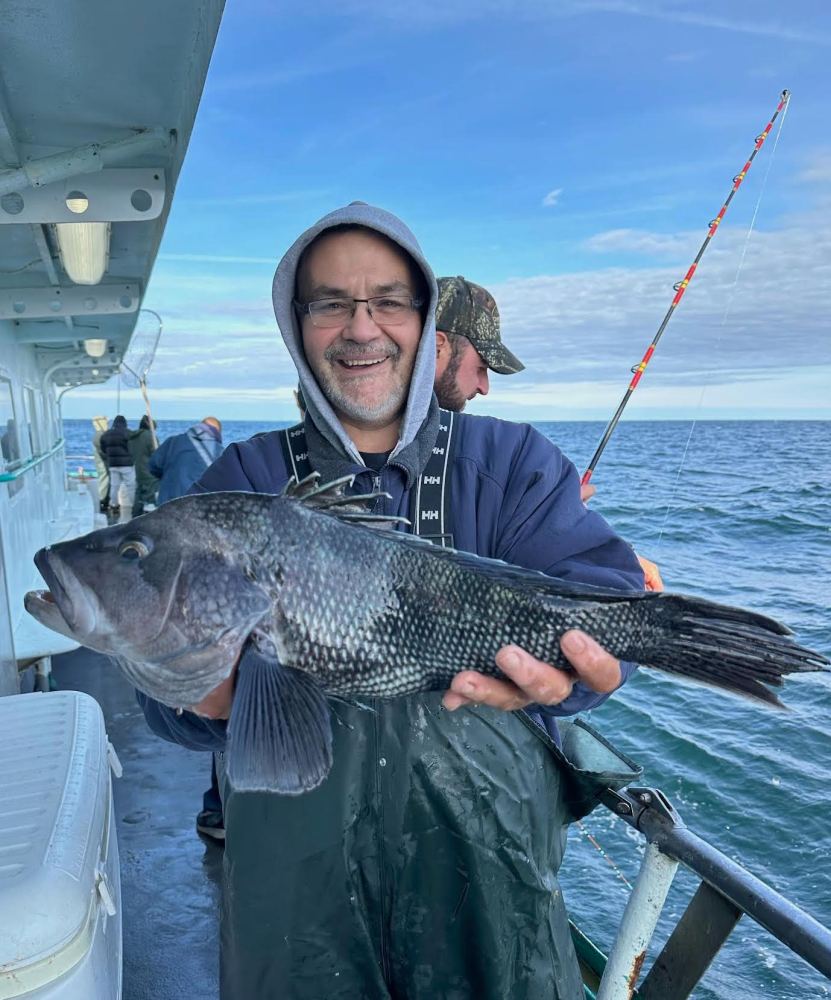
[316,367,408,427]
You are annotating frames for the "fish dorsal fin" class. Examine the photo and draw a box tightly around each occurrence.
[375,526,650,603]
[283,472,410,530]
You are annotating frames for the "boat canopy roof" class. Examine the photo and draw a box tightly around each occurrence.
[0,0,225,387]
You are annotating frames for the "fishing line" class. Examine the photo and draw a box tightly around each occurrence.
[575,819,633,891]
[655,97,790,549]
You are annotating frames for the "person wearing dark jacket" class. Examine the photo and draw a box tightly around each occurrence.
[148,418,223,505]
[433,275,665,591]
[98,415,135,522]
[127,415,158,517]
[137,204,644,1000]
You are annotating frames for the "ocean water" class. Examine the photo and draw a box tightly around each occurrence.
[64,417,831,997]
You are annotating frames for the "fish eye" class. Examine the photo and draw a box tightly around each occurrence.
[118,539,151,561]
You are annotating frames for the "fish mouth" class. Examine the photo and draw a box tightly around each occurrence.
[30,548,99,638]
[23,587,77,640]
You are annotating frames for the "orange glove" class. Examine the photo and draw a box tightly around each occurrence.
[636,554,664,592]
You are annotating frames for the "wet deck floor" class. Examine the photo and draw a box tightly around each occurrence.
[52,648,221,1000]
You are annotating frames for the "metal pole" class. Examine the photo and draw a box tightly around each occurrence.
[582,89,790,487]
[0,128,172,196]
[604,786,831,980]
[643,815,831,978]
[596,843,679,999]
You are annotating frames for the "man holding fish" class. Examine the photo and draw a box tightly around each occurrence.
[26,201,823,995]
[140,203,645,999]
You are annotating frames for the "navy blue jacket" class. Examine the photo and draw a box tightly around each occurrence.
[138,412,643,749]
[148,423,223,504]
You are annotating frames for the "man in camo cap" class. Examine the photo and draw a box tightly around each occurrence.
[434,275,524,411]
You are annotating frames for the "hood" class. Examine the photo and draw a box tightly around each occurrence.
[272,202,438,465]
[112,415,128,430]
[191,421,222,442]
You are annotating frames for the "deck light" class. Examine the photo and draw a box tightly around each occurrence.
[83,338,108,358]
[55,221,111,285]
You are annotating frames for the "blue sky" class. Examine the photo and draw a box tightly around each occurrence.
[67,0,831,421]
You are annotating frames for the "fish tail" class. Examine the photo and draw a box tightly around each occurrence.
[639,593,829,707]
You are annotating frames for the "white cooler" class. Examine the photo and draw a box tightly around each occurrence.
[0,691,122,999]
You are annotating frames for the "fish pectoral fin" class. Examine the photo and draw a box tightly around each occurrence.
[226,644,332,795]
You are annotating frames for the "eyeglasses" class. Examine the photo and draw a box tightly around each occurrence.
[295,294,423,329]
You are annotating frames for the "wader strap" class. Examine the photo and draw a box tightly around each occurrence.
[280,413,455,548]
[411,409,455,548]
[280,423,313,482]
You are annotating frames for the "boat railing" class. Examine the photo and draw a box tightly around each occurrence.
[576,784,831,998]
[0,438,65,482]
[65,453,99,479]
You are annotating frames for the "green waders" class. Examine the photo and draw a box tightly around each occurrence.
[220,695,640,1000]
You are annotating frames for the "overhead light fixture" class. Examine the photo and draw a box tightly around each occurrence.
[83,338,107,358]
[55,221,111,285]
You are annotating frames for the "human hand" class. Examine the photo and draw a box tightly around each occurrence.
[442,630,622,712]
[580,483,596,503]
[190,662,238,719]
[636,554,664,592]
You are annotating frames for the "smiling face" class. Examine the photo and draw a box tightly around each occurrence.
[297,229,424,442]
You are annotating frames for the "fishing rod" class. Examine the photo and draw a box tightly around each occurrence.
[581,89,790,487]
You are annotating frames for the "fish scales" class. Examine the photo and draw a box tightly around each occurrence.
[22,485,829,794]
[245,499,711,696]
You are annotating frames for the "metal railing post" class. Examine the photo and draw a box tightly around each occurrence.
[596,843,679,1000]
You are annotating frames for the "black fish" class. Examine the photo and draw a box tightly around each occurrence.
[24,476,828,794]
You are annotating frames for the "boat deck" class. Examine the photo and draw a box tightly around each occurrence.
[51,647,222,1000]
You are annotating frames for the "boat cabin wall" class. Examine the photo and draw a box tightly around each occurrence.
[0,318,65,693]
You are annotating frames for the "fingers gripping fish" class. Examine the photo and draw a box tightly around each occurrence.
[24,476,829,795]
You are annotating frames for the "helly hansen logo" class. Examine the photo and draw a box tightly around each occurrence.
[290,428,304,438]
[294,452,308,462]
[421,510,440,521]
[432,447,445,456]
[439,423,448,432]
[423,475,440,485]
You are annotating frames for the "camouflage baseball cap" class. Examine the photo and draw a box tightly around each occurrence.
[435,276,524,375]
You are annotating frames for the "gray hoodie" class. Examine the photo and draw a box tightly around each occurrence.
[271,202,438,468]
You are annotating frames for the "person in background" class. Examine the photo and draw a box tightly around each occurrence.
[434,274,664,591]
[91,416,110,513]
[434,274,524,412]
[128,415,158,517]
[98,415,135,523]
[147,416,225,842]
[149,417,223,506]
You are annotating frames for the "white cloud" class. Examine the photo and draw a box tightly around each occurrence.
[583,228,696,257]
[178,190,331,208]
[493,211,831,389]
[573,1,831,45]
[158,253,276,265]
[90,196,831,421]
[797,152,831,185]
[542,188,563,208]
